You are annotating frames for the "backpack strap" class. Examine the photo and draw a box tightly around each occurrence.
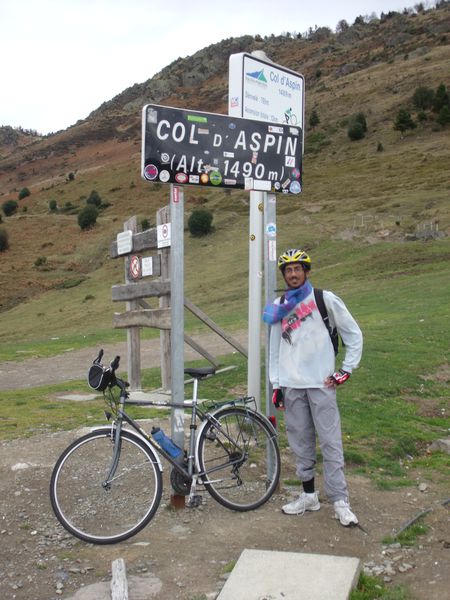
[314,288,339,356]
[313,288,328,328]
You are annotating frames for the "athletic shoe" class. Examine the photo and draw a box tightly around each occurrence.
[282,491,320,515]
[334,500,358,526]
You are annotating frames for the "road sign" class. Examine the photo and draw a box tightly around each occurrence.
[141,104,302,195]
[117,230,133,256]
[129,255,141,280]
[141,256,154,277]
[229,52,305,135]
[157,222,171,248]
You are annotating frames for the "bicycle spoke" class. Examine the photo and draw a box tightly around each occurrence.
[198,407,280,511]
[50,430,162,544]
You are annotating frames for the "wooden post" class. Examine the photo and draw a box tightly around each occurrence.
[111,558,128,600]
[124,216,141,391]
[157,205,171,392]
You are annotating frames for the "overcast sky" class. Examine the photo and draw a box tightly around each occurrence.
[1,0,426,134]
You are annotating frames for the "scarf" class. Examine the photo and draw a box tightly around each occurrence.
[263,280,313,324]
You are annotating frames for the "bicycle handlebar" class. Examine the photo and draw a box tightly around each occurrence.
[110,355,120,372]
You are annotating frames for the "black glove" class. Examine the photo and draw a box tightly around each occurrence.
[272,388,284,409]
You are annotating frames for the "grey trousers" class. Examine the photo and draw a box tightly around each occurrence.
[283,386,348,502]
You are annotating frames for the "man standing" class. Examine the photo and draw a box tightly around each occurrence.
[263,248,363,526]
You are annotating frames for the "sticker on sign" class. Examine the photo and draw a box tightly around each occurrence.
[157,223,171,248]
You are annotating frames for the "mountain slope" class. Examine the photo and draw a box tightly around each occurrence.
[0,4,449,342]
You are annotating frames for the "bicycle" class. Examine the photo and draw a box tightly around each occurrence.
[50,350,281,545]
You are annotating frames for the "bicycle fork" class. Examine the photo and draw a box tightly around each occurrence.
[102,418,124,489]
[186,377,203,507]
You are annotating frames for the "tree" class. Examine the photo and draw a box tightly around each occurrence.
[336,19,349,33]
[188,208,213,237]
[309,110,320,129]
[78,205,99,230]
[394,108,417,134]
[348,122,365,141]
[86,190,102,207]
[354,112,368,133]
[437,105,450,127]
[0,228,8,252]
[18,187,30,200]
[347,112,368,140]
[433,83,449,113]
[412,86,434,111]
[2,200,18,217]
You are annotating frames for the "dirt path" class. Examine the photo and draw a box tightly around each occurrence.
[0,331,248,391]
[1,338,449,599]
[1,417,449,600]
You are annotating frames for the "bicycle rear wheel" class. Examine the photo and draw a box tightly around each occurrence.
[197,407,280,511]
[50,429,162,544]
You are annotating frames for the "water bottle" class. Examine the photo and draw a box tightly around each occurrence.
[151,427,183,459]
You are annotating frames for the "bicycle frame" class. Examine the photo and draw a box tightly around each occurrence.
[100,376,262,501]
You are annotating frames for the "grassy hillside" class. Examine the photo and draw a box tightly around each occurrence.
[0,4,449,359]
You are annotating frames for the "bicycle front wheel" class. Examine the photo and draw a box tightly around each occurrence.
[50,429,162,544]
[197,407,280,511]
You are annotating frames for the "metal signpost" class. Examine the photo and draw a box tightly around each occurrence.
[229,51,304,413]
[141,57,304,420]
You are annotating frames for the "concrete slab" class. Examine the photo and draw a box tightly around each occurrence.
[217,549,361,600]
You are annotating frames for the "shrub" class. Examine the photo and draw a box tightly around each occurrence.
[377,142,384,152]
[412,86,434,110]
[78,205,98,230]
[67,172,75,181]
[348,122,365,141]
[417,111,428,122]
[309,109,320,128]
[188,208,214,237]
[437,105,450,126]
[49,199,57,212]
[353,112,367,133]
[34,256,47,267]
[86,190,102,207]
[0,228,9,251]
[394,108,417,134]
[141,218,150,231]
[2,200,18,217]
[18,187,30,200]
[347,112,367,140]
[432,83,449,113]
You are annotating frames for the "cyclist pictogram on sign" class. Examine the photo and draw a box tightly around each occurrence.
[129,255,141,280]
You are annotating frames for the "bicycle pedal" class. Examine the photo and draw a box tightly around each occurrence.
[187,495,203,508]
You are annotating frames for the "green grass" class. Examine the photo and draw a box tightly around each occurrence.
[350,573,409,600]
[382,517,429,547]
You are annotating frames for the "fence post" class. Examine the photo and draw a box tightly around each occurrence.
[124,216,141,391]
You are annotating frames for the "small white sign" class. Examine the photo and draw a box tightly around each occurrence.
[268,239,277,262]
[141,256,153,277]
[117,230,133,255]
[157,223,171,248]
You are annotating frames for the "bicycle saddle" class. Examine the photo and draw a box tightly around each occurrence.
[184,366,216,379]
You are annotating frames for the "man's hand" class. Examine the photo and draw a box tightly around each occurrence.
[325,369,350,387]
[272,388,284,409]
